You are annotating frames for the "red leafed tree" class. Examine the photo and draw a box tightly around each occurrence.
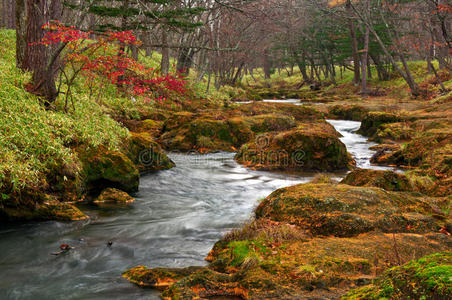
[35,21,186,110]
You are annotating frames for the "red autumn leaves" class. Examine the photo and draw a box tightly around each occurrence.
[37,20,186,103]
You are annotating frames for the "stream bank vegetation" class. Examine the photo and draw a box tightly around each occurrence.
[0,0,451,298]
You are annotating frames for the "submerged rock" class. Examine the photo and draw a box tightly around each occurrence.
[341,169,412,192]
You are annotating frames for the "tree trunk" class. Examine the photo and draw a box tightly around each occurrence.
[346,0,360,85]
[361,2,370,94]
[160,30,169,75]
[130,44,138,61]
[351,3,420,96]
[176,47,193,74]
[15,0,26,69]
[19,0,62,103]
[263,49,271,79]
[370,53,389,81]
[0,0,4,28]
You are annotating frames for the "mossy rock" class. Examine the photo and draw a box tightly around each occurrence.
[246,114,297,133]
[136,119,163,138]
[94,187,134,206]
[0,178,88,222]
[235,121,353,171]
[77,145,139,193]
[374,122,414,142]
[127,132,175,172]
[227,116,255,147]
[328,105,368,121]
[341,169,412,192]
[161,268,249,300]
[123,265,204,288]
[358,112,403,137]
[170,232,451,299]
[161,116,236,152]
[342,251,452,299]
[1,195,87,221]
[255,184,448,237]
[162,111,195,132]
[237,102,323,121]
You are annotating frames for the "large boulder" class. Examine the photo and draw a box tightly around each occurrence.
[127,132,175,172]
[160,112,299,153]
[358,112,403,137]
[255,184,448,237]
[0,191,87,221]
[161,116,235,152]
[235,121,354,171]
[77,145,139,193]
[328,105,368,121]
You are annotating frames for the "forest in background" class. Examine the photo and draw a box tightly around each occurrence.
[0,0,451,101]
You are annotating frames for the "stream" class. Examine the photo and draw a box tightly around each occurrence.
[0,119,389,300]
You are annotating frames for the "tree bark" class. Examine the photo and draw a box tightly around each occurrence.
[263,48,271,79]
[351,2,420,96]
[21,0,62,103]
[361,1,370,94]
[161,30,169,75]
[15,0,26,69]
[346,0,361,85]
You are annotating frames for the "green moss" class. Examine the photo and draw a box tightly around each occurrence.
[358,112,403,137]
[341,169,413,192]
[342,252,452,299]
[78,145,139,193]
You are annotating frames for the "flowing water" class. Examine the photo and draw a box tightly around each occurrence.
[0,120,388,300]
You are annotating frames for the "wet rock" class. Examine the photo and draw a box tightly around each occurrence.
[0,186,88,222]
[123,265,205,288]
[358,112,403,137]
[235,121,354,171]
[94,188,134,205]
[341,169,412,192]
[77,145,139,193]
[328,105,368,121]
[342,251,452,299]
[127,132,175,172]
